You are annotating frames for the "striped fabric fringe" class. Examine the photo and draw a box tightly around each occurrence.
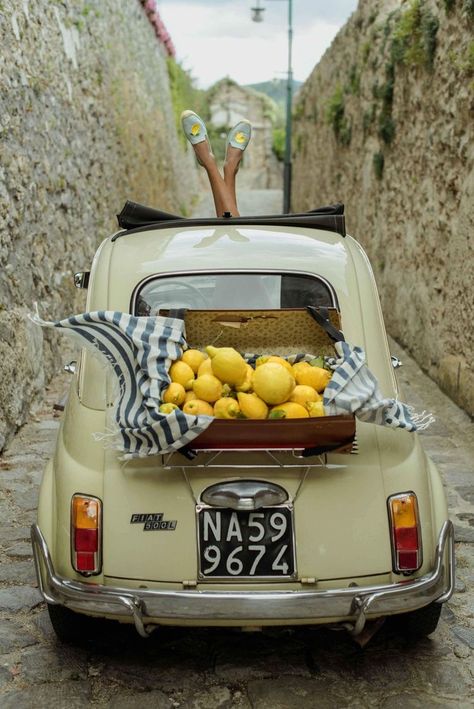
[31,309,430,459]
[30,309,214,459]
[323,341,433,431]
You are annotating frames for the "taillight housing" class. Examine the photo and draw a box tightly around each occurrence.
[71,494,102,575]
[388,492,422,575]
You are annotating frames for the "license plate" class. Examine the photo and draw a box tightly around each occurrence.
[197,506,295,580]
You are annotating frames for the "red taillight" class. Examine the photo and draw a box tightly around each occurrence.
[76,552,96,572]
[71,495,102,575]
[74,528,98,552]
[388,492,422,574]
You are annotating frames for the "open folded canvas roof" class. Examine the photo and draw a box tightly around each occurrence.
[113,200,346,240]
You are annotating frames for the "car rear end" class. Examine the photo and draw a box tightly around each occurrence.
[32,222,454,638]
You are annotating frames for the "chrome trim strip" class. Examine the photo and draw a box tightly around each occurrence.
[31,520,454,637]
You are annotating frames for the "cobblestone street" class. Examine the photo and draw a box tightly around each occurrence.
[0,192,473,707]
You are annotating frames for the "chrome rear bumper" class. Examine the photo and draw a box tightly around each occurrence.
[31,521,454,638]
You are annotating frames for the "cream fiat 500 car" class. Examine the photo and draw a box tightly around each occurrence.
[31,203,454,643]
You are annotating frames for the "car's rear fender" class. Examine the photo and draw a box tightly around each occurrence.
[42,383,106,583]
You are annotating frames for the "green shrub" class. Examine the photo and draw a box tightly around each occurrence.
[373,152,385,179]
[361,40,371,64]
[293,101,305,121]
[325,85,352,146]
[167,59,207,149]
[465,41,474,72]
[377,62,396,144]
[363,106,376,134]
[391,0,439,70]
[422,12,440,69]
[448,41,474,73]
[380,64,395,105]
[348,64,361,95]
[464,0,474,18]
[272,127,286,161]
[443,0,456,11]
[378,114,396,144]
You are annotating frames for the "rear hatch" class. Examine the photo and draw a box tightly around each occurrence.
[102,423,392,584]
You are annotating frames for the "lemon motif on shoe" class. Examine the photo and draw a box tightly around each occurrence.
[235,131,246,144]
[191,123,201,136]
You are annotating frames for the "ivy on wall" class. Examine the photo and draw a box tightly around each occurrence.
[167,59,208,149]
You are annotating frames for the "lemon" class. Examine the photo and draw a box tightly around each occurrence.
[256,355,293,374]
[235,364,254,392]
[213,397,241,419]
[182,349,207,374]
[289,384,321,408]
[307,401,326,417]
[237,392,268,419]
[162,382,186,406]
[184,390,198,403]
[269,402,309,419]
[252,362,295,405]
[183,399,214,416]
[292,361,311,378]
[192,374,223,403]
[295,365,331,393]
[170,361,195,389]
[197,358,214,377]
[206,345,247,386]
[159,402,178,414]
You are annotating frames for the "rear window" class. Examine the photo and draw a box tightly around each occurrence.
[134,272,336,316]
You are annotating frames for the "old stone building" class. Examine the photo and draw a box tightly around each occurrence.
[207,78,282,190]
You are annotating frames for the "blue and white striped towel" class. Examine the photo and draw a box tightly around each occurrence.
[324,341,433,431]
[31,309,214,458]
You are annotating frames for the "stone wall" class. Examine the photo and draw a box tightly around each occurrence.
[292,0,474,416]
[0,0,200,452]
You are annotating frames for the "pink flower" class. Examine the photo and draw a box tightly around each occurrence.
[144,0,156,12]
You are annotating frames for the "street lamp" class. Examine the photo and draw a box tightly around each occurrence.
[251,0,293,214]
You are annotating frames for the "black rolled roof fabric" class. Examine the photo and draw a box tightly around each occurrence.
[117,200,181,229]
[113,201,346,240]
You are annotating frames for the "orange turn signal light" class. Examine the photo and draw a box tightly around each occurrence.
[388,492,422,574]
[71,494,102,575]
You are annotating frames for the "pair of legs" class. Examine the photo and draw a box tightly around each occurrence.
[192,140,242,217]
[181,111,252,218]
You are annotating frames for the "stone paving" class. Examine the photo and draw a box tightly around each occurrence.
[190,188,284,219]
[0,340,473,708]
[0,194,473,706]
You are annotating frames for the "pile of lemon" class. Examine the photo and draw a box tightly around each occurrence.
[160,346,332,420]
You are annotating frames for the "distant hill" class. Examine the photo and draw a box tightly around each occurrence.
[245,79,302,111]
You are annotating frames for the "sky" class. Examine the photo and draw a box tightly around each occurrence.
[158,0,359,88]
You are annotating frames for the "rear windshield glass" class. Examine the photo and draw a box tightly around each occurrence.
[134,273,336,315]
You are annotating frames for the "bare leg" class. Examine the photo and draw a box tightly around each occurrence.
[223,145,244,214]
[193,141,240,217]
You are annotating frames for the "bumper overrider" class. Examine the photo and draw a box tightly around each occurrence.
[31,521,455,638]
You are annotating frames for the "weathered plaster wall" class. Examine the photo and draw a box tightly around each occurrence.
[0,0,199,452]
[292,0,474,415]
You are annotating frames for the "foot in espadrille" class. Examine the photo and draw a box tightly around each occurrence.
[180,110,214,167]
[181,110,207,145]
[224,119,251,172]
[226,119,252,153]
